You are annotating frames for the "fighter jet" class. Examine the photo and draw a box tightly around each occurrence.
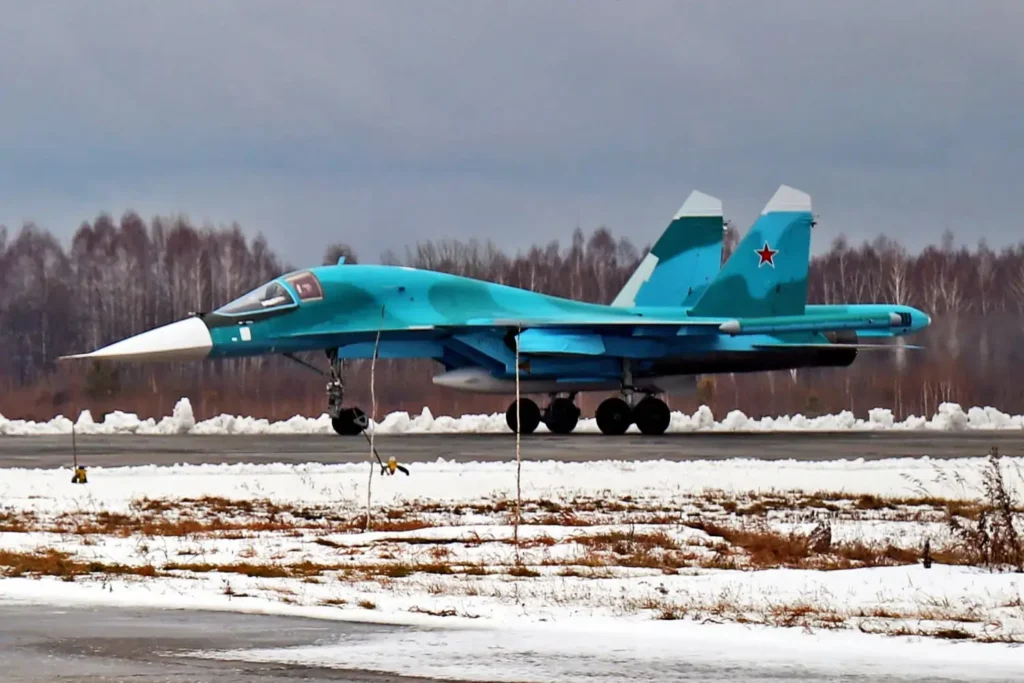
[61,185,931,436]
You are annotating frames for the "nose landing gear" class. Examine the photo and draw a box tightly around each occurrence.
[283,350,370,436]
[325,351,369,436]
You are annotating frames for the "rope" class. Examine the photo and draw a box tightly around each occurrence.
[514,324,522,565]
[366,304,385,532]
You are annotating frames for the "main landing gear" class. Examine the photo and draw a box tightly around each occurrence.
[506,394,581,435]
[504,392,670,436]
[594,360,672,435]
[594,394,671,436]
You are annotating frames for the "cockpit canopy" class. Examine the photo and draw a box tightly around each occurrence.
[214,270,324,316]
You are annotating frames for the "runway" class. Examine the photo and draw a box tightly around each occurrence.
[0,603,472,683]
[0,431,1017,468]
[1,603,1008,683]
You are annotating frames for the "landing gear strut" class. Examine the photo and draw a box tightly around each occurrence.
[324,350,367,436]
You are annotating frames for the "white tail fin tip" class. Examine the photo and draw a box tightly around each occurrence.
[762,185,811,214]
[674,190,723,219]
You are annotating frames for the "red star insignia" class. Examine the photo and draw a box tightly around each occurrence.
[755,242,778,267]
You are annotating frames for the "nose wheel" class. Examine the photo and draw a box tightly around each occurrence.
[331,406,368,436]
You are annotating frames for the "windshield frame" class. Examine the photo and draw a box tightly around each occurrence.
[213,278,299,317]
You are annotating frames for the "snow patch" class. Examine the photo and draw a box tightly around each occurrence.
[1,398,1022,436]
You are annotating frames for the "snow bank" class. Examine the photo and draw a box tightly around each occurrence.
[1,398,1022,436]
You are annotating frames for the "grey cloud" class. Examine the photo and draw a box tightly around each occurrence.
[0,1,1021,266]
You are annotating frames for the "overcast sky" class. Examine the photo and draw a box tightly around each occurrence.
[1,1,1021,267]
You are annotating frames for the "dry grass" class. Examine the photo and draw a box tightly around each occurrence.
[0,510,33,533]
[162,558,474,581]
[6,485,1006,577]
[686,519,931,570]
[3,485,1020,646]
[1,466,1019,649]
[0,549,158,580]
[508,565,540,577]
[345,515,435,533]
[9,497,448,540]
[320,598,347,606]
[636,596,847,630]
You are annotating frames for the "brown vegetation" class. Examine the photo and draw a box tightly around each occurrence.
[0,548,157,580]
[941,450,1024,572]
[2,214,1022,422]
[686,519,924,570]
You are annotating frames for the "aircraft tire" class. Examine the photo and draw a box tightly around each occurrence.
[544,398,580,435]
[332,407,368,436]
[633,396,671,435]
[506,398,541,434]
[595,397,632,436]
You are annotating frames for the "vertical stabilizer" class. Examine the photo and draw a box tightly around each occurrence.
[611,190,724,308]
[688,185,813,318]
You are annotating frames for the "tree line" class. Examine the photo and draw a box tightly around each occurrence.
[1,212,1022,423]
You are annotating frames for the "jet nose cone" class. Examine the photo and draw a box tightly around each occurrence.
[60,317,213,362]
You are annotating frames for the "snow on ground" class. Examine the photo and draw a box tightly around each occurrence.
[0,455,1021,662]
[1,453,1021,512]
[2,397,1024,435]
[184,616,1024,683]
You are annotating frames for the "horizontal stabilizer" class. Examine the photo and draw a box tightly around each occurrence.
[753,343,924,351]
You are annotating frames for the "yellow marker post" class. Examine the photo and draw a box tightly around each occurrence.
[70,423,88,484]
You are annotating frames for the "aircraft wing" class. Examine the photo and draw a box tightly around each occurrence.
[464,316,723,328]
[438,310,907,334]
[412,310,913,357]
